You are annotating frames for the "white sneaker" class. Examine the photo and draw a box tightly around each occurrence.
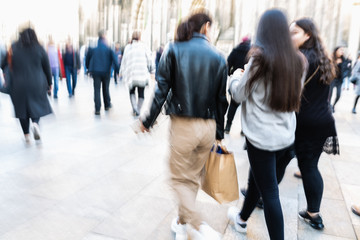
[190,223,221,240]
[227,206,247,233]
[24,134,31,144]
[171,217,187,240]
[32,123,41,140]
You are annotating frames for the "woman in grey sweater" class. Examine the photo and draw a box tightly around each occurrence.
[227,9,304,240]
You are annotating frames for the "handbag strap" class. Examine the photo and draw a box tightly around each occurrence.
[304,66,319,87]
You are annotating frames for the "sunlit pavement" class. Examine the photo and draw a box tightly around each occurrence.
[0,75,359,240]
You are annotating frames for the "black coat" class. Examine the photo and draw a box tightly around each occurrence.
[142,33,228,139]
[227,41,251,75]
[7,42,52,119]
[295,48,336,141]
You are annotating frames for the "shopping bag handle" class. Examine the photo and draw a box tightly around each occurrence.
[214,141,230,154]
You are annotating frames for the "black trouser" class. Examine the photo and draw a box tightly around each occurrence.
[93,74,111,111]
[329,79,342,107]
[240,140,294,240]
[354,95,360,109]
[129,86,145,98]
[226,99,240,126]
[296,139,325,213]
[19,118,39,134]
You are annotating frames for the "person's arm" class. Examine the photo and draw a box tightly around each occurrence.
[85,48,92,70]
[229,58,253,103]
[41,47,52,88]
[215,61,229,140]
[76,51,81,70]
[110,48,119,73]
[141,44,173,129]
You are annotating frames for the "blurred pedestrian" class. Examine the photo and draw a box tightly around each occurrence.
[1,28,52,142]
[224,36,251,134]
[289,18,338,230]
[86,30,119,115]
[120,30,153,117]
[63,41,80,97]
[139,11,228,240]
[47,37,59,98]
[155,44,164,80]
[329,46,346,112]
[351,53,360,114]
[113,42,122,84]
[342,52,352,90]
[227,9,304,240]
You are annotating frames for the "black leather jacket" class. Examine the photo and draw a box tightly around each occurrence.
[142,33,228,139]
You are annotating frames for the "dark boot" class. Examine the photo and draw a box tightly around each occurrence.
[224,122,231,134]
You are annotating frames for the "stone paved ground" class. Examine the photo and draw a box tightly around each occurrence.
[0,75,359,240]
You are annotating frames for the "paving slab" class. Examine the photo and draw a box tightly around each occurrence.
[0,77,359,239]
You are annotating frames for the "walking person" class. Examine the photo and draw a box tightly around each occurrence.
[120,31,153,117]
[86,30,119,115]
[351,53,360,114]
[155,44,164,80]
[289,18,338,230]
[63,41,80,97]
[47,37,59,98]
[329,46,346,112]
[1,28,52,142]
[113,42,122,84]
[224,36,251,134]
[138,11,228,240]
[226,9,304,240]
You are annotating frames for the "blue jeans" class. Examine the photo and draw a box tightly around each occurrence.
[65,66,77,96]
[240,139,294,240]
[51,67,59,97]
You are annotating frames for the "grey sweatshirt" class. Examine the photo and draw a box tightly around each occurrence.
[229,58,296,151]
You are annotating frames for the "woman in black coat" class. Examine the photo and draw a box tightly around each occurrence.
[3,28,52,142]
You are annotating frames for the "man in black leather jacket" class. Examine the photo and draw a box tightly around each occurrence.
[139,12,227,240]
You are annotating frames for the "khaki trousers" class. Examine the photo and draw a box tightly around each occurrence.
[169,116,216,229]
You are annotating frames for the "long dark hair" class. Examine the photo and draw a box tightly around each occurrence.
[294,18,335,85]
[247,9,303,112]
[175,12,212,42]
[19,28,39,47]
[332,46,344,78]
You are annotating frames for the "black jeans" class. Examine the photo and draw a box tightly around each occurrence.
[295,139,325,213]
[129,86,145,98]
[93,74,111,111]
[19,118,39,134]
[240,140,294,240]
[329,79,342,107]
[226,99,240,126]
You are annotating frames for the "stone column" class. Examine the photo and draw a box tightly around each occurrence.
[348,0,360,59]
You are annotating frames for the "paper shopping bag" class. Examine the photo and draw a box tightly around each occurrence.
[201,143,239,204]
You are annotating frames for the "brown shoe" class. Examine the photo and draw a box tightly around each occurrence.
[351,205,360,217]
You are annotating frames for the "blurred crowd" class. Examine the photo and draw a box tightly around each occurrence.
[1,7,360,240]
